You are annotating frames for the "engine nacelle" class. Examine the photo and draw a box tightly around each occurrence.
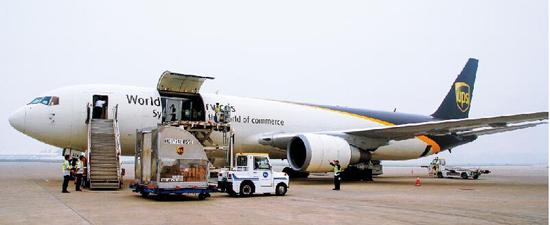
[287,134,369,172]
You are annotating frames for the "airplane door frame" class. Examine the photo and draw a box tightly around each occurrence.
[162,97,183,122]
[92,95,109,119]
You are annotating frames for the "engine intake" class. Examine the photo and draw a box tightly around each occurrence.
[287,134,369,172]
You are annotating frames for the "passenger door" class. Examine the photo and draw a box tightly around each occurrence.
[91,95,109,119]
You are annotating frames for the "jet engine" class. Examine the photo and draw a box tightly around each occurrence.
[287,133,369,172]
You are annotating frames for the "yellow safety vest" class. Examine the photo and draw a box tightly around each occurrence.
[62,160,71,176]
[77,161,84,174]
[333,164,341,175]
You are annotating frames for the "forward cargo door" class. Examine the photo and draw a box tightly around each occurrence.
[157,71,214,94]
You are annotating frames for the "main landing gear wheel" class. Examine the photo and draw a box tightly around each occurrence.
[341,167,373,181]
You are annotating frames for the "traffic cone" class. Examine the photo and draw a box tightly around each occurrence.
[415,177,421,186]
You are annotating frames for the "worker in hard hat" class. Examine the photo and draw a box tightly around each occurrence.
[62,155,72,193]
[329,160,342,191]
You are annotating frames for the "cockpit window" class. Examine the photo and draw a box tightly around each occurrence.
[28,96,59,106]
[40,96,51,105]
[29,97,43,104]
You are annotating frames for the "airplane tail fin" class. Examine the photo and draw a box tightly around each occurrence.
[432,58,478,119]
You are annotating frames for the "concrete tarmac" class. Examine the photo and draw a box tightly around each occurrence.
[0,162,547,225]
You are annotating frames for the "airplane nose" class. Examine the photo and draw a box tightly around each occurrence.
[8,107,26,133]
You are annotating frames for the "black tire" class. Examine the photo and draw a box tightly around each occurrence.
[437,172,444,178]
[275,183,287,196]
[198,193,207,200]
[239,182,254,197]
[461,172,469,179]
[473,175,479,180]
[140,191,149,197]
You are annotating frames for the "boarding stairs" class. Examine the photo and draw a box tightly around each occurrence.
[87,104,122,189]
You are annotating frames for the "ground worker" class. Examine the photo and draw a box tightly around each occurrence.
[329,160,341,190]
[75,156,84,191]
[81,155,88,188]
[62,155,72,193]
[169,104,177,121]
[93,99,106,119]
[214,103,221,122]
[222,104,232,123]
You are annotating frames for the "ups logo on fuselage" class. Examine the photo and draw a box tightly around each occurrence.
[455,82,471,112]
[176,146,185,155]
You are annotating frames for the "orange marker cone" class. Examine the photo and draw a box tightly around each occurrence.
[415,177,421,186]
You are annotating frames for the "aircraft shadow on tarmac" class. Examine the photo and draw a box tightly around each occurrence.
[292,175,499,187]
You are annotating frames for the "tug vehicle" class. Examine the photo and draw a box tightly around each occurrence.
[424,157,490,180]
[219,153,289,197]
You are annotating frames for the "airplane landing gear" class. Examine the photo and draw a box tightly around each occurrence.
[341,166,373,181]
[341,161,382,181]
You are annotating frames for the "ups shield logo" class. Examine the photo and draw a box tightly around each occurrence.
[176,146,185,155]
[454,82,471,112]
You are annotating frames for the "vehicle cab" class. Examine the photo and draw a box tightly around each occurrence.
[428,157,446,177]
[220,153,289,197]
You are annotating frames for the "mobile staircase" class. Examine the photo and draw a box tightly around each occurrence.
[86,104,123,189]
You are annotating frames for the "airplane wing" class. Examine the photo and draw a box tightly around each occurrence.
[342,112,548,140]
[260,112,548,150]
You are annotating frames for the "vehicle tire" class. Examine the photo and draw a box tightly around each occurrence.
[437,172,443,178]
[275,183,287,196]
[198,193,207,200]
[140,191,149,197]
[239,182,254,197]
[473,175,479,180]
[461,172,469,179]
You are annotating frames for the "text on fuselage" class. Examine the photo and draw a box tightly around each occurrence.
[126,95,161,106]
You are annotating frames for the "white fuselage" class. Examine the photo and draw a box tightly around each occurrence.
[9,84,432,161]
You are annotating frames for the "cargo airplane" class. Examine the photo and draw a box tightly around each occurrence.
[8,58,548,179]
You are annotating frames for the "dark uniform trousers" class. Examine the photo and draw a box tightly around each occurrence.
[334,174,341,190]
[75,174,82,191]
[62,175,70,192]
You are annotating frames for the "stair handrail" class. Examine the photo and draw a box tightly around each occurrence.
[86,102,93,183]
[112,104,123,186]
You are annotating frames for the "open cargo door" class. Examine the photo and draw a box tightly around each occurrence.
[157,71,214,94]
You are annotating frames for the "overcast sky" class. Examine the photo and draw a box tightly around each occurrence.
[0,0,547,165]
